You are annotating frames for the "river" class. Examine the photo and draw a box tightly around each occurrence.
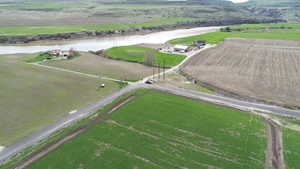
[0,26,220,54]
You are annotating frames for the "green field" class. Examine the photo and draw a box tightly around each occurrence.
[27,90,266,169]
[0,53,119,146]
[0,17,199,36]
[105,46,186,67]
[169,30,300,45]
[169,22,300,45]
[283,128,300,169]
[229,22,300,30]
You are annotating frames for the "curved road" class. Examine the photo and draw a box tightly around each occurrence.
[1,82,300,164]
[1,31,300,164]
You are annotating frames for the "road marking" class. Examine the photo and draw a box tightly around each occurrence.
[0,146,4,152]
[68,110,77,115]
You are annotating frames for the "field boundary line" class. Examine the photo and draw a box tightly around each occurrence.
[29,62,132,84]
[13,126,87,169]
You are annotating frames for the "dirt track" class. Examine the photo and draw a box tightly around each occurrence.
[14,126,87,169]
[265,118,285,169]
[181,38,300,107]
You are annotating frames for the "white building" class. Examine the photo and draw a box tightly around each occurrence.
[174,45,189,53]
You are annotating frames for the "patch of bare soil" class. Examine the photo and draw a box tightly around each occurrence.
[181,38,300,107]
[265,118,285,169]
[46,52,154,81]
[107,95,135,114]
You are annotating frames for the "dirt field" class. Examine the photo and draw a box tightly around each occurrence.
[181,38,300,107]
[44,52,154,81]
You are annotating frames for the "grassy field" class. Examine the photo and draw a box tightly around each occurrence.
[283,128,300,169]
[0,53,119,146]
[229,22,300,30]
[105,46,186,67]
[27,90,266,169]
[169,22,300,45]
[169,30,300,45]
[0,17,198,36]
[44,52,154,81]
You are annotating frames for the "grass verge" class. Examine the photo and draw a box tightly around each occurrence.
[283,128,300,169]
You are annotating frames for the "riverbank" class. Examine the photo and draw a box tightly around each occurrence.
[0,18,284,44]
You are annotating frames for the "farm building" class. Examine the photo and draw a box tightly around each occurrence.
[174,45,188,53]
[61,51,71,59]
[48,49,61,57]
[193,40,206,47]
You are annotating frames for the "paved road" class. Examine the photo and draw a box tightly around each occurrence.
[1,42,300,165]
[141,45,216,83]
[1,82,300,164]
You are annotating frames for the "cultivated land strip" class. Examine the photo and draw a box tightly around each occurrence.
[181,38,300,107]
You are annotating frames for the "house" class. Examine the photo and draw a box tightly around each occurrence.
[61,51,71,59]
[174,45,189,53]
[48,49,61,57]
[193,40,206,47]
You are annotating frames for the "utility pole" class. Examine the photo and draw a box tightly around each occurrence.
[152,64,155,80]
[158,64,160,80]
[163,59,166,80]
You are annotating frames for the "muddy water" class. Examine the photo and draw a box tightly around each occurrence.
[0,26,220,54]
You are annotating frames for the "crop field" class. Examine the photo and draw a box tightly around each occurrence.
[44,52,154,81]
[283,128,300,169]
[181,38,300,107]
[0,53,119,146]
[229,22,300,30]
[105,46,186,67]
[0,0,283,30]
[169,30,300,45]
[0,17,199,36]
[26,90,266,169]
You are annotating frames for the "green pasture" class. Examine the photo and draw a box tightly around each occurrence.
[283,128,300,169]
[169,30,300,45]
[105,46,186,67]
[27,90,266,169]
[0,17,199,36]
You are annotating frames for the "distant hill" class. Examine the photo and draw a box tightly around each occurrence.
[246,0,300,7]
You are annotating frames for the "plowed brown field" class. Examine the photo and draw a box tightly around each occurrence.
[181,38,300,107]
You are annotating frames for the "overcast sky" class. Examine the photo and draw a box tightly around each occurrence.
[230,0,249,3]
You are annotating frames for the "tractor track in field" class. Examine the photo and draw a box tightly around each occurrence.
[264,116,285,169]
[12,95,136,169]
[13,126,87,169]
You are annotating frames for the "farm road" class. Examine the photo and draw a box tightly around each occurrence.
[2,43,300,165]
[2,82,300,164]
[30,62,131,84]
